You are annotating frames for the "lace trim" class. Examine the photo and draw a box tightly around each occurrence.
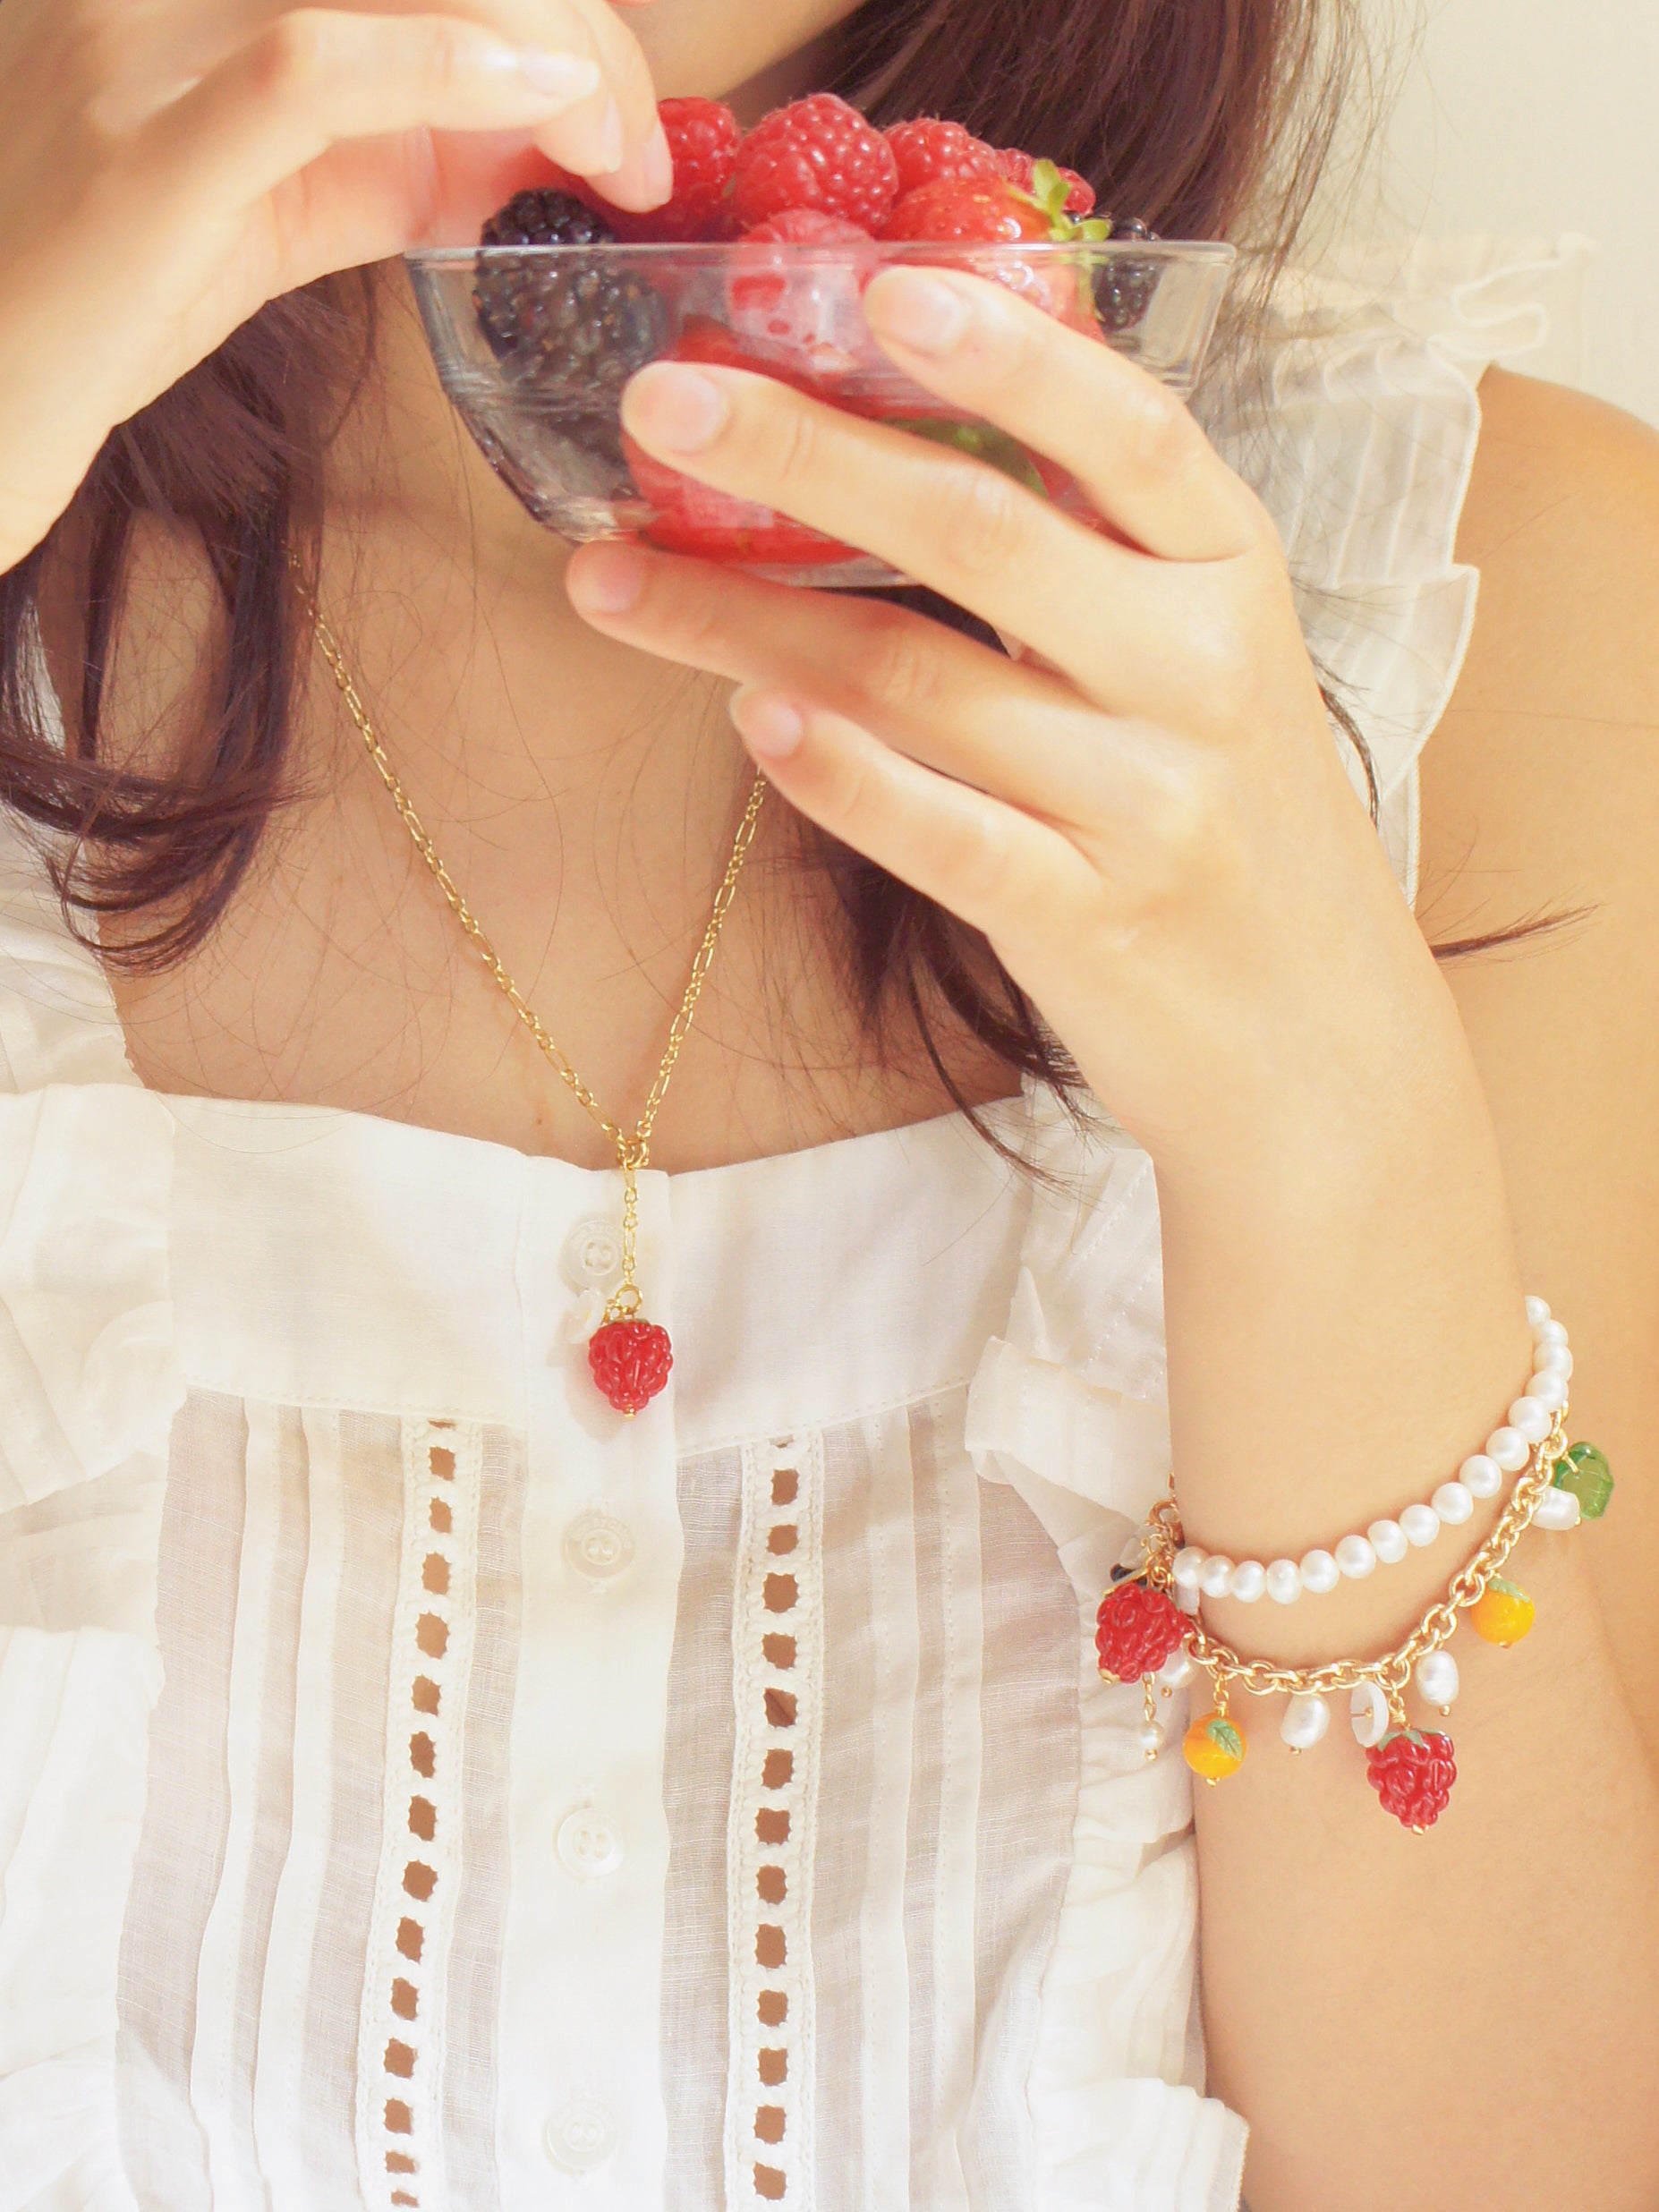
[355,1417,482,2209]
[725,1433,825,2204]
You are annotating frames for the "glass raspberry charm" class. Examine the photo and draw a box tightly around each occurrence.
[588,1317,673,1415]
[1095,1579,1188,1681]
[1365,1727,1457,1831]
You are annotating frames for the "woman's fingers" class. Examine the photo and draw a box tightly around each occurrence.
[727,694,1100,956]
[144,8,665,221]
[861,266,1272,565]
[566,540,1135,831]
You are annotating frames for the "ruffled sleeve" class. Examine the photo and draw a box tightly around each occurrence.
[1200,234,1595,906]
[0,809,183,2209]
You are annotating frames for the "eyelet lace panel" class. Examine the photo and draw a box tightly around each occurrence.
[725,1434,824,2204]
[355,1418,482,2209]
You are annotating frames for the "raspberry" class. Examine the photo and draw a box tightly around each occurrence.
[994,148,1097,216]
[587,1317,674,1414]
[609,98,742,242]
[731,94,900,234]
[474,190,668,421]
[1365,1728,1458,1831]
[1094,1581,1188,1681]
[739,210,872,246]
[885,118,1002,195]
[728,213,876,373]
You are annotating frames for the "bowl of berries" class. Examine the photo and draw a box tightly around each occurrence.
[406,96,1235,586]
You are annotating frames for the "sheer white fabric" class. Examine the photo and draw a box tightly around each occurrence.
[0,242,1578,2212]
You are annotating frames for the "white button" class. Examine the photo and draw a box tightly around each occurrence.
[545,2093,618,2174]
[562,1510,634,1583]
[561,1217,624,1292]
[557,1808,625,1880]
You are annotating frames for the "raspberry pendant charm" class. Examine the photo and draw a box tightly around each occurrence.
[1095,1580,1188,1682]
[588,1315,673,1416]
[1366,1727,1457,1832]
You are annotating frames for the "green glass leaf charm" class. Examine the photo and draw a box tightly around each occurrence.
[1208,1717,1244,1761]
[1553,1441,1614,1519]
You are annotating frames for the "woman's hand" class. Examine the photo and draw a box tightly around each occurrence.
[0,0,668,573]
[565,266,1466,1200]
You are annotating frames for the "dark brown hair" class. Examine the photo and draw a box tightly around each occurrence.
[0,0,1536,1115]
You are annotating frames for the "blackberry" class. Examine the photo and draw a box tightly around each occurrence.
[1095,217,1162,333]
[474,190,668,396]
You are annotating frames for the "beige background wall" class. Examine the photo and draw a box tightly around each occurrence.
[1323,0,1659,426]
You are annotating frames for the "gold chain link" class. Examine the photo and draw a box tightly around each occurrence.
[1144,1406,1569,1718]
[297,581,766,1314]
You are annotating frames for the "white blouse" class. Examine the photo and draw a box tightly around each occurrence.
[0,241,1584,2212]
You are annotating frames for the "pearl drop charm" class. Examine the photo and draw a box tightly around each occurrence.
[1400,1502,1441,1548]
[1414,1649,1459,1710]
[1265,1558,1302,1605]
[1486,1426,1530,1473]
[1459,1453,1502,1500]
[1228,1559,1267,1604]
[1199,1554,1236,1599]
[1298,1548,1340,1595]
[1172,1546,1205,1592]
[1431,1480,1475,1527]
[1280,1693,1330,1751]
[1157,1646,1197,1689]
[1507,1397,1553,1444]
[1137,1719,1167,1759]
[1534,1485,1581,1531]
[1366,1519,1408,1565]
[1349,1681,1391,1748]
[1334,1533,1377,1578]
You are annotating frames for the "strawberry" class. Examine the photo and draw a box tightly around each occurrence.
[880,175,1055,246]
[995,148,1098,216]
[885,118,1003,195]
[1365,1728,1458,1831]
[730,93,901,234]
[623,324,858,566]
[1094,1580,1189,1682]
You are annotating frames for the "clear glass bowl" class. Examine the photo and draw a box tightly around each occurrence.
[406,238,1236,587]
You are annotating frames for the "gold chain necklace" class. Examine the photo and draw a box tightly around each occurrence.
[301,590,766,1417]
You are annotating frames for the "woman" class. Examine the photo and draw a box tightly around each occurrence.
[0,0,1655,2206]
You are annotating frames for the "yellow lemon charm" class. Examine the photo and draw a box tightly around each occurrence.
[1183,1710,1246,1782]
[1469,1575,1536,1646]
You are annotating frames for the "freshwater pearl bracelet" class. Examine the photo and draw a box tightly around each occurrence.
[1168,1299,1576,1609]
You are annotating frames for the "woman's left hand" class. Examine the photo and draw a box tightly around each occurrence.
[566,264,1468,1191]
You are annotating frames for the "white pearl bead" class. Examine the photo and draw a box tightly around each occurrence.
[1349,1681,1391,1748]
[1459,1453,1503,1500]
[1265,1558,1302,1605]
[1432,1480,1475,1527]
[1228,1559,1267,1604]
[1366,1518,1408,1565]
[1137,1719,1167,1757]
[1536,1317,1569,1350]
[1157,1646,1197,1689]
[1280,1693,1331,1750]
[1176,1580,1201,1615]
[1534,1344,1572,1380]
[1298,1548,1340,1595]
[1199,1554,1235,1599]
[1172,1546,1205,1591]
[1415,1650,1459,1708]
[1534,1485,1581,1531]
[1525,1370,1568,1410]
[1486,1426,1530,1473]
[1507,1397,1553,1443]
[1334,1533,1377,1578]
[1399,1502,1441,1547]
[1525,1295,1552,1328]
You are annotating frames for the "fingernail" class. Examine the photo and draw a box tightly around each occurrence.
[624,364,729,454]
[593,119,674,213]
[731,686,805,760]
[642,122,675,204]
[509,48,602,108]
[597,96,625,173]
[568,544,649,617]
[866,270,972,356]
